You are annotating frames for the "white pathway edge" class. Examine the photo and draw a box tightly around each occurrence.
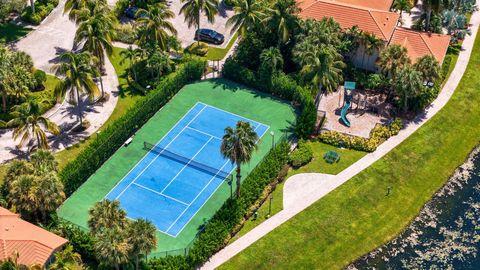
[201,5,480,269]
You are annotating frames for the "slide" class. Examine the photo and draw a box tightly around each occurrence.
[340,99,351,127]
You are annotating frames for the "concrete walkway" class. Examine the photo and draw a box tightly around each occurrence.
[201,4,480,269]
[0,0,120,163]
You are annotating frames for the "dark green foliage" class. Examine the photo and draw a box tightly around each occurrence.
[146,141,290,269]
[185,42,209,56]
[59,59,206,195]
[50,219,97,264]
[33,69,47,90]
[21,0,59,25]
[289,139,313,168]
[442,55,453,78]
[294,97,316,139]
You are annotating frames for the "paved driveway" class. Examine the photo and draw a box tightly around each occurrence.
[167,0,235,48]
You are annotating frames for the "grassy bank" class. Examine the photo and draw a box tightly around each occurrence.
[206,32,238,60]
[219,28,480,269]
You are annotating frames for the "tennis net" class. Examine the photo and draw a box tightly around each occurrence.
[144,142,231,179]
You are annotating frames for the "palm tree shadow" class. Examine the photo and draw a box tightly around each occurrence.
[217,3,231,18]
[48,47,70,65]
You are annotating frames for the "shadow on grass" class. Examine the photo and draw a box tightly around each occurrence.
[0,23,31,43]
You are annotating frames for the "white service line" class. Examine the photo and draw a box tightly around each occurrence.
[132,183,189,206]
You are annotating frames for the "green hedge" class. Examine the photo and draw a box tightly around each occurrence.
[146,140,290,269]
[289,139,313,168]
[319,118,403,152]
[21,0,59,25]
[59,59,206,195]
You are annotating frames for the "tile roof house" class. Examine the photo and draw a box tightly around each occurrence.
[0,207,68,267]
[297,0,451,69]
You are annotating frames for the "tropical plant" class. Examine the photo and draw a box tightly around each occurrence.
[265,0,300,45]
[377,44,410,79]
[392,0,413,18]
[30,149,58,174]
[94,228,130,270]
[146,50,172,80]
[226,0,265,36]
[260,47,283,74]
[7,100,60,150]
[127,219,157,270]
[414,54,441,82]
[220,120,259,198]
[136,3,177,50]
[120,46,141,81]
[33,172,65,222]
[423,0,442,31]
[179,0,218,44]
[49,245,85,270]
[88,199,128,235]
[442,9,470,39]
[52,51,99,125]
[394,65,423,112]
[361,32,383,69]
[8,174,36,217]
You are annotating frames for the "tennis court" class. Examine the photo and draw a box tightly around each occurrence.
[105,102,269,237]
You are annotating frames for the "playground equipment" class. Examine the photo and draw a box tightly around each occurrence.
[340,81,356,127]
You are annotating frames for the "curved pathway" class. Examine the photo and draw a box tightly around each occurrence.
[0,0,119,163]
[201,4,480,269]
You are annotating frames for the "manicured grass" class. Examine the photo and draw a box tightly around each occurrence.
[58,79,296,255]
[229,141,365,242]
[55,47,142,169]
[206,32,238,60]
[0,23,31,43]
[219,28,480,270]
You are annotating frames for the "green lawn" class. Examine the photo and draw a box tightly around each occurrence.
[54,47,142,169]
[206,32,238,61]
[219,28,480,270]
[229,141,365,242]
[0,23,31,43]
[57,79,296,256]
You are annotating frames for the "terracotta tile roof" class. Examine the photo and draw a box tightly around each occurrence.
[390,27,451,63]
[0,207,68,266]
[321,0,394,11]
[298,0,400,41]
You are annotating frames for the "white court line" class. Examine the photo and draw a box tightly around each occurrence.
[186,126,222,140]
[132,183,189,206]
[113,104,208,200]
[197,102,271,130]
[159,136,214,194]
[105,102,204,199]
[166,123,270,236]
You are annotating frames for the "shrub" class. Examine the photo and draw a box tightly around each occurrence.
[289,140,313,168]
[33,69,47,90]
[59,58,206,195]
[21,0,59,25]
[319,118,404,152]
[113,23,136,44]
[442,54,453,78]
[185,42,209,56]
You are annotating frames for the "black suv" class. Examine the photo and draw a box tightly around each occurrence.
[195,29,225,45]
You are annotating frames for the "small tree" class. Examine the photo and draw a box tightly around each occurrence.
[127,219,157,270]
[88,200,128,235]
[394,65,423,112]
[179,0,219,45]
[414,54,441,82]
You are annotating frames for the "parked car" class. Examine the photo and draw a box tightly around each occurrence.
[194,29,225,45]
[125,7,139,19]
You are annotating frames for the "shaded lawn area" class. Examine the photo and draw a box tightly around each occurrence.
[206,32,238,61]
[229,141,366,243]
[219,29,480,270]
[0,23,31,43]
[54,47,142,169]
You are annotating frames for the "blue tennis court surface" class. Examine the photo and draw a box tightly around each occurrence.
[106,102,269,237]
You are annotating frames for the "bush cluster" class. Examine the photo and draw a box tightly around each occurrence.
[146,140,290,269]
[319,118,403,152]
[289,140,313,168]
[59,59,206,195]
[185,42,209,57]
[223,58,316,138]
[21,0,59,25]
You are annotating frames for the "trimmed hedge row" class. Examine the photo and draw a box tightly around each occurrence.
[59,59,206,195]
[146,140,290,269]
[21,0,59,25]
[319,118,403,152]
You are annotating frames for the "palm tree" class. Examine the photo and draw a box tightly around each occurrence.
[95,229,131,270]
[226,0,265,36]
[423,0,441,31]
[296,45,345,94]
[8,174,36,217]
[414,54,441,82]
[265,0,300,45]
[345,25,363,52]
[361,32,384,69]
[49,245,85,270]
[221,121,259,198]
[394,65,423,112]
[7,101,60,151]
[33,172,65,222]
[52,52,100,125]
[0,46,12,113]
[260,47,284,74]
[4,160,33,193]
[146,51,172,80]
[392,0,413,18]
[136,4,177,50]
[127,219,157,270]
[30,149,58,175]
[120,46,141,82]
[88,200,128,235]
[179,0,219,44]
[377,44,410,79]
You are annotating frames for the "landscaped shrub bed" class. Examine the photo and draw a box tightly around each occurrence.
[319,118,403,152]
[21,0,59,25]
[59,58,206,195]
[289,139,313,168]
[146,140,290,269]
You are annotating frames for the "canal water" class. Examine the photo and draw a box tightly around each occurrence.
[350,147,480,269]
